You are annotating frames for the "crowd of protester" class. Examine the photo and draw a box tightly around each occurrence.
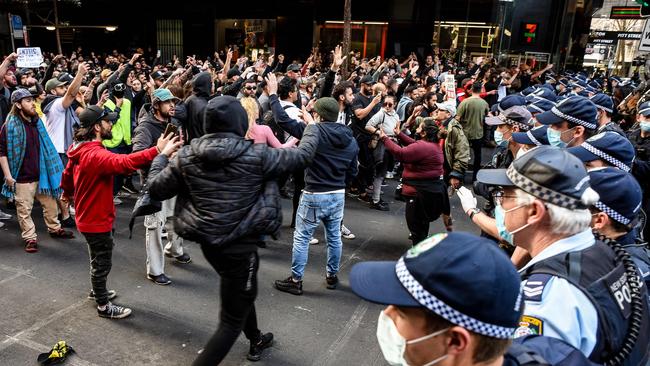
[0,41,649,366]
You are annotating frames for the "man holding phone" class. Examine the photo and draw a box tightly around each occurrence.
[132,88,188,286]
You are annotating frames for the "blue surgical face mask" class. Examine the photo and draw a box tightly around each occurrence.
[494,203,530,245]
[547,127,575,148]
[494,129,511,146]
[641,121,650,132]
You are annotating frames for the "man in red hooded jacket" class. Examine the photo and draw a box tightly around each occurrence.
[61,104,181,319]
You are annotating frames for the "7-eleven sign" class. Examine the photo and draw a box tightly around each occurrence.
[522,22,538,44]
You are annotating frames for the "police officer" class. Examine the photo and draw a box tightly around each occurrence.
[349,232,524,366]
[476,146,650,365]
[536,96,598,148]
[484,106,534,169]
[587,167,650,294]
[589,93,625,136]
[567,131,635,172]
[526,99,555,117]
[511,125,550,151]
[628,101,650,240]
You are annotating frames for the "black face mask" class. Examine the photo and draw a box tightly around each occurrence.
[112,90,125,98]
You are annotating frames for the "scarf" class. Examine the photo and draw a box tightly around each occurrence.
[1,114,64,199]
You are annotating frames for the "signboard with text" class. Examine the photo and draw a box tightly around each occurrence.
[639,20,650,52]
[16,47,43,68]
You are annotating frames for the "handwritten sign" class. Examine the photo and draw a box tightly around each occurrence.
[16,47,43,68]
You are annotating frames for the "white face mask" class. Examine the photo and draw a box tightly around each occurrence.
[376,311,449,366]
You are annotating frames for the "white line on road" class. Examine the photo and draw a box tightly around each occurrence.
[313,301,369,366]
[339,235,374,271]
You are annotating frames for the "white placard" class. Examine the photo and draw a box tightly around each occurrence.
[16,47,43,68]
[639,20,650,52]
[444,74,456,101]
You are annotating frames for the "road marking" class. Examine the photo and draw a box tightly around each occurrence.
[339,236,373,271]
[0,264,35,285]
[313,301,368,366]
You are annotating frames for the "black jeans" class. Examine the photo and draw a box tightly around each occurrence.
[83,232,114,306]
[405,196,429,246]
[469,139,483,182]
[193,246,261,366]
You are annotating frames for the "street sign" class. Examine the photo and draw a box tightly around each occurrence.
[11,14,23,39]
[16,47,43,68]
[611,6,641,19]
[639,20,650,51]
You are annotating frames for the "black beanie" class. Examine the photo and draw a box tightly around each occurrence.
[203,95,248,137]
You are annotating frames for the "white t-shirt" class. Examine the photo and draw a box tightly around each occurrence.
[366,109,400,137]
[45,98,67,154]
[279,100,303,122]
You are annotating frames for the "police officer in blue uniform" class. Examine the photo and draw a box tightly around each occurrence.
[567,131,635,172]
[629,101,650,241]
[477,146,650,365]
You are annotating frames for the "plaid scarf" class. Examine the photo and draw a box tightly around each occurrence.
[1,114,63,199]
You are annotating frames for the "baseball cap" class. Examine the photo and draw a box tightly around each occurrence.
[10,88,33,104]
[78,105,119,128]
[360,74,375,85]
[151,70,165,81]
[477,146,598,209]
[435,101,456,117]
[226,68,241,79]
[45,78,68,92]
[519,86,536,97]
[485,106,533,131]
[567,132,635,172]
[525,88,557,103]
[526,99,555,114]
[588,167,642,227]
[152,88,180,103]
[287,64,301,72]
[512,125,550,146]
[535,96,598,130]
[350,232,523,339]
[638,101,650,117]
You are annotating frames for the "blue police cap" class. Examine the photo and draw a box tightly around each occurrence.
[588,80,602,90]
[512,125,550,146]
[525,88,557,103]
[638,101,650,117]
[519,86,536,97]
[477,146,598,209]
[571,80,589,89]
[610,76,622,83]
[492,94,527,114]
[589,93,614,113]
[588,167,642,226]
[539,83,555,93]
[558,78,569,87]
[350,232,523,339]
[536,96,598,130]
[526,99,555,114]
[567,131,634,172]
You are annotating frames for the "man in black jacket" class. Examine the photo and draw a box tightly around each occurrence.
[132,88,188,286]
[183,71,213,143]
[146,95,320,365]
[265,74,360,295]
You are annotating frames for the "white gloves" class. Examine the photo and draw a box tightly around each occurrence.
[456,186,477,214]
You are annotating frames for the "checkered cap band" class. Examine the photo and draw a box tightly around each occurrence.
[595,201,630,226]
[495,114,532,131]
[595,104,613,113]
[395,258,516,339]
[550,106,597,130]
[580,142,630,172]
[529,104,544,114]
[506,165,584,209]
[526,130,542,146]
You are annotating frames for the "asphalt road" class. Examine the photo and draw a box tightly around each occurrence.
[0,177,482,366]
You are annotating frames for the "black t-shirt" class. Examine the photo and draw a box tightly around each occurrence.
[351,93,379,135]
[0,116,40,183]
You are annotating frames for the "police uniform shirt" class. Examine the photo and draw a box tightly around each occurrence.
[515,229,599,356]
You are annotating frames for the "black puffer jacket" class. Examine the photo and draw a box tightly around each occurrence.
[147,96,320,252]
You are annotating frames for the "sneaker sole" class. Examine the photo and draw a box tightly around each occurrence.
[147,276,172,286]
[326,283,337,290]
[274,284,303,296]
[246,340,274,362]
[175,258,192,264]
[98,309,132,319]
[342,235,355,240]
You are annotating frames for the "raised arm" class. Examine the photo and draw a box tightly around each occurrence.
[62,62,89,109]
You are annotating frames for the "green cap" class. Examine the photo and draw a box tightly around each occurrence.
[313,97,339,122]
[45,78,68,92]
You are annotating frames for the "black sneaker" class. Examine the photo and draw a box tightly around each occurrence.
[147,273,172,286]
[60,216,76,228]
[97,302,132,319]
[173,253,192,264]
[274,277,303,295]
[325,275,338,290]
[370,200,389,211]
[88,289,117,301]
[247,332,274,361]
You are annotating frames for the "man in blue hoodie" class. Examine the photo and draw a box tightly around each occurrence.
[265,74,360,295]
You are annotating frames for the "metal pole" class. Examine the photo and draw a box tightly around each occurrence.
[53,0,62,55]
[460,0,471,64]
[8,13,15,52]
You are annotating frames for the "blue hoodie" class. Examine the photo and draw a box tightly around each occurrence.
[269,94,359,192]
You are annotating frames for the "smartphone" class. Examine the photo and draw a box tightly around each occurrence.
[163,124,178,138]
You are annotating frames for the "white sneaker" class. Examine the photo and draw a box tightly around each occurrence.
[113,197,122,205]
[341,224,355,240]
[309,238,319,245]
[0,210,11,220]
[385,172,394,179]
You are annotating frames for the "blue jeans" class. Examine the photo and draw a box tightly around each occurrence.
[291,192,345,280]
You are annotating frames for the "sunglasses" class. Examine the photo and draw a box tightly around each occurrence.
[245,86,257,91]
[383,102,394,107]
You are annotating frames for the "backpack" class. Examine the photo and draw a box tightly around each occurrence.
[262,104,294,144]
